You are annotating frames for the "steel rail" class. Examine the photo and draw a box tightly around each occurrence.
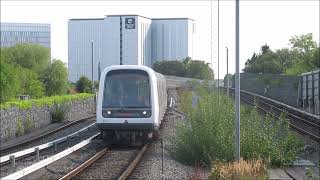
[59,147,109,180]
[0,114,95,154]
[0,122,96,164]
[118,143,150,180]
[240,92,320,128]
[2,133,100,180]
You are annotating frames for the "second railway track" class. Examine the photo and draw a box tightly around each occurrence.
[225,87,320,142]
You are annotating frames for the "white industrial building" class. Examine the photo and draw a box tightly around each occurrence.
[68,15,195,82]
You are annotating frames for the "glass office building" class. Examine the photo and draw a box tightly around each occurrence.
[0,23,51,48]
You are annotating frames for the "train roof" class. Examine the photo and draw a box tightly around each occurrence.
[102,65,156,75]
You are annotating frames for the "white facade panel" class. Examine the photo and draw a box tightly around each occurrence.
[68,15,195,82]
[150,19,194,63]
[68,19,104,82]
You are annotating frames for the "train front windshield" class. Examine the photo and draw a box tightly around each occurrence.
[103,70,151,108]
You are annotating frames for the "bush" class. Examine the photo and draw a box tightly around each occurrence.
[50,103,70,123]
[170,85,303,167]
[76,76,92,93]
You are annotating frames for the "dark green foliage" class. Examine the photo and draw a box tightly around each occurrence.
[243,33,319,75]
[0,58,21,102]
[223,73,234,87]
[153,60,187,77]
[76,76,92,93]
[18,67,45,98]
[1,44,70,102]
[50,103,70,123]
[41,59,69,96]
[170,85,303,167]
[152,57,214,80]
[1,43,50,74]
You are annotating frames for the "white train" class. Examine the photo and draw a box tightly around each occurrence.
[97,65,167,144]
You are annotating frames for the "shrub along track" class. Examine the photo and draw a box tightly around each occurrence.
[225,88,320,142]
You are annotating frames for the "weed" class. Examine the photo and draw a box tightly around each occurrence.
[15,117,24,136]
[208,158,268,180]
[24,114,33,133]
[50,103,70,123]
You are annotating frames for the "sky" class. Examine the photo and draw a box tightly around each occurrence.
[1,0,319,78]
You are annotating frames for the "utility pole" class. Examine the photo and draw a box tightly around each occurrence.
[98,61,101,81]
[210,0,213,78]
[226,47,229,96]
[235,0,241,161]
[91,40,95,94]
[217,0,220,103]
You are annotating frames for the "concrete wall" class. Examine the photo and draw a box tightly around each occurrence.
[0,98,95,141]
[232,73,300,107]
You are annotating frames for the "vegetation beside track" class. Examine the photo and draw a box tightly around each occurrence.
[0,93,94,110]
[171,81,303,167]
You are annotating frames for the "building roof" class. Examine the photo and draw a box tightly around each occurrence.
[1,22,50,27]
[69,18,105,21]
[69,15,195,21]
[105,14,151,19]
[152,18,195,21]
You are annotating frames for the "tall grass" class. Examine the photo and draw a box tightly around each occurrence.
[170,83,303,167]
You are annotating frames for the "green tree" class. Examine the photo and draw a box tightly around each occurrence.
[153,60,186,77]
[289,33,317,54]
[76,76,92,93]
[42,59,68,96]
[2,43,50,74]
[0,58,20,102]
[243,47,284,74]
[286,33,319,75]
[153,57,214,80]
[184,59,214,80]
[261,44,271,54]
[18,67,45,98]
[243,34,319,74]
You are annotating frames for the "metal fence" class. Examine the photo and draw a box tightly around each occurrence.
[298,69,320,115]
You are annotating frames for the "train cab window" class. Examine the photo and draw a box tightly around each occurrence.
[103,70,151,108]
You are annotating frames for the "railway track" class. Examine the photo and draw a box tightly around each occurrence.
[0,114,95,155]
[0,122,99,179]
[225,88,320,142]
[59,143,150,180]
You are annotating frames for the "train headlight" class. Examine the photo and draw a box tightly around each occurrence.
[142,111,147,115]
[107,111,111,115]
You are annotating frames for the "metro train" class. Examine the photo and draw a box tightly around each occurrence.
[96,65,167,144]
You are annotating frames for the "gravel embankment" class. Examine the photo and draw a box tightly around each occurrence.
[0,125,99,178]
[130,88,210,180]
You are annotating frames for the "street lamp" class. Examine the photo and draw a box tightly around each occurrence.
[226,47,229,96]
[91,40,95,94]
[235,0,241,161]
